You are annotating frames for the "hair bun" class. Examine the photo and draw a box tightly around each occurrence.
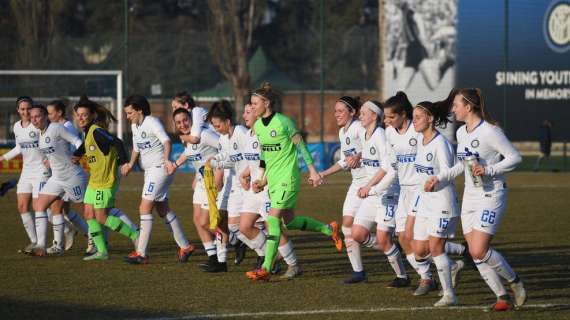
[260,82,272,92]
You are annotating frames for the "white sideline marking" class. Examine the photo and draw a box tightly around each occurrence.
[146,304,569,320]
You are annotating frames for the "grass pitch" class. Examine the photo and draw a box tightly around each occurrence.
[0,172,569,320]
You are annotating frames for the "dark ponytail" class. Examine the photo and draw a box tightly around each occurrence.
[384,91,413,119]
[207,100,235,124]
[74,95,117,130]
[415,89,456,127]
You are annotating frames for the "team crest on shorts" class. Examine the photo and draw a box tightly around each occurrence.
[89,145,96,151]
[233,142,238,150]
[370,146,376,155]
[409,138,417,146]
[29,131,36,138]
[345,137,350,145]
[45,136,51,143]
[253,141,259,149]
[141,131,147,138]
[426,153,433,161]
[270,130,277,137]
[471,139,480,148]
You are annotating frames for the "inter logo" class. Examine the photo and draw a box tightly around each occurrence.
[29,131,36,138]
[233,142,238,150]
[426,153,433,161]
[409,138,417,146]
[252,141,259,149]
[270,130,277,137]
[345,137,350,145]
[544,1,570,53]
[370,147,376,155]
[191,144,198,150]
[471,139,480,148]
[45,136,51,143]
[89,145,96,151]
[141,131,147,138]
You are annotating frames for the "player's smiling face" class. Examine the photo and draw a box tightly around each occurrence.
[334,101,353,127]
[210,117,230,135]
[174,112,191,134]
[75,107,93,129]
[383,106,405,129]
[250,95,269,117]
[452,94,469,122]
[17,101,31,122]
[359,107,376,128]
[29,108,47,130]
[124,105,143,125]
[412,107,431,133]
[242,104,256,128]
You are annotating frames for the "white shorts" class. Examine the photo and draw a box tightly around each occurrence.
[413,215,458,241]
[376,194,399,232]
[354,195,379,231]
[241,188,271,218]
[41,172,88,203]
[17,174,49,198]
[461,188,507,236]
[192,177,210,209]
[395,186,419,233]
[342,179,367,217]
[142,167,173,202]
[225,186,244,218]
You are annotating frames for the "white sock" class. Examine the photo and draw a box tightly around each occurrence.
[109,208,139,231]
[385,244,407,278]
[445,242,466,256]
[67,210,88,234]
[163,212,189,248]
[278,240,297,266]
[362,233,378,249]
[484,248,517,282]
[406,253,422,277]
[475,258,507,297]
[415,255,433,280]
[433,253,454,297]
[237,232,256,250]
[228,223,240,246]
[47,209,53,224]
[137,214,153,257]
[249,230,266,256]
[203,241,217,257]
[52,214,65,249]
[215,232,227,263]
[20,212,37,244]
[34,211,48,248]
[343,226,363,272]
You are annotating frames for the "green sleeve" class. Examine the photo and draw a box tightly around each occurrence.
[280,114,313,166]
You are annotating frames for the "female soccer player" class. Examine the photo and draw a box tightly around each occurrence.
[426,88,526,311]
[0,97,50,254]
[121,95,195,264]
[28,104,87,256]
[411,99,460,307]
[72,96,140,261]
[170,108,224,271]
[318,96,372,284]
[246,82,341,281]
[171,91,209,145]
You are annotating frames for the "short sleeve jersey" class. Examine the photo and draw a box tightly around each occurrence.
[39,122,84,180]
[131,116,170,170]
[385,120,421,187]
[253,113,300,192]
[11,120,48,176]
[360,126,400,195]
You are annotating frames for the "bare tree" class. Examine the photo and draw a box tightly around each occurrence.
[207,0,264,115]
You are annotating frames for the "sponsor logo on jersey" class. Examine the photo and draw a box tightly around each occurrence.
[370,146,376,155]
[362,158,380,167]
[89,145,96,151]
[244,153,260,160]
[137,141,152,150]
[88,155,97,163]
[270,130,277,137]
[29,131,36,138]
[343,148,357,157]
[345,137,351,145]
[409,138,417,146]
[426,153,433,161]
[396,154,416,163]
[471,139,480,148]
[414,164,434,175]
[39,146,56,155]
[19,141,39,149]
[229,153,243,162]
[187,154,203,161]
[262,143,281,152]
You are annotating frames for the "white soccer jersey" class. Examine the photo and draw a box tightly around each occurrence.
[438,120,521,196]
[3,121,48,176]
[184,127,220,170]
[242,128,263,180]
[413,132,459,218]
[132,116,170,170]
[39,122,84,180]
[385,120,421,187]
[190,106,210,138]
[360,126,399,195]
[338,119,366,181]
[211,125,249,178]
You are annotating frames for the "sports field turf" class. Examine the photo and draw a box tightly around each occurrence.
[0,172,569,319]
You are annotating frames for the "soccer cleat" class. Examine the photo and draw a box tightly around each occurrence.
[329,221,343,252]
[434,294,458,307]
[64,228,77,251]
[83,251,109,261]
[343,271,367,284]
[85,238,97,256]
[0,179,17,197]
[247,268,271,282]
[18,243,36,255]
[387,276,411,288]
[46,241,64,255]
[413,278,438,296]
[31,247,46,257]
[199,255,227,273]
[451,259,465,288]
[280,264,302,280]
[178,244,195,263]
[124,251,149,264]
[488,295,514,312]
[234,240,247,265]
[510,277,527,307]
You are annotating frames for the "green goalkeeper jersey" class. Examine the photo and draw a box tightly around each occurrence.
[254,112,312,192]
